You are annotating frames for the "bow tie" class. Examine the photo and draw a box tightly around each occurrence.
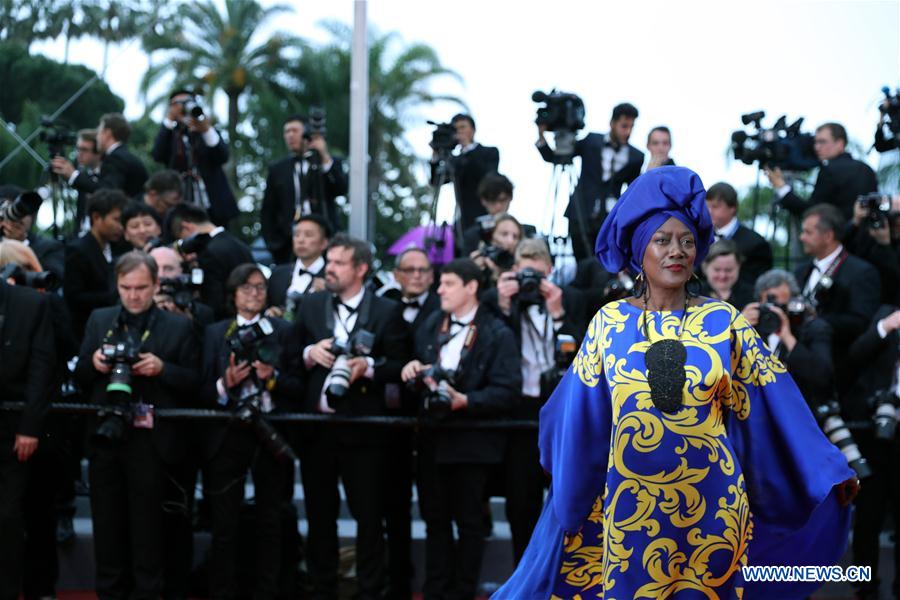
[334,298,357,314]
[402,298,422,308]
[296,267,314,277]
[449,319,467,330]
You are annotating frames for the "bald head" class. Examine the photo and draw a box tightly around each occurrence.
[150,246,182,279]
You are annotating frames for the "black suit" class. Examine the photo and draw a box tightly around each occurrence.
[295,290,410,599]
[0,283,54,599]
[73,167,99,230]
[413,307,520,599]
[197,231,255,319]
[432,144,500,232]
[795,251,880,394]
[64,234,117,340]
[724,224,773,286]
[780,152,878,222]
[74,305,199,599]
[539,133,643,260]
[481,287,583,564]
[27,232,65,283]
[152,124,239,226]
[771,317,834,407]
[844,306,900,598]
[200,316,303,598]
[843,224,900,305]
[261,156,348,264]
[266,258,326,312]
[72,144,149,199]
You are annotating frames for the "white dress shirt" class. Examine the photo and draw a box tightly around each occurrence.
[439,306,477,372]
[715,217,740,241]
[803,245,844,297]
[288,256,325,296]
[521,305,563,397]
[401,291,430,324]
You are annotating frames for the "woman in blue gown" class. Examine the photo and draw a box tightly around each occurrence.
[495,167,858,599]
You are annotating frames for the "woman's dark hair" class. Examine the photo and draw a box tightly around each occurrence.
[121,201,162,228]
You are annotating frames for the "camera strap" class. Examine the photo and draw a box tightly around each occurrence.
[104,306,156,349]
[522,306,553,370]
[804,250,848,305]
[437,314,477,376]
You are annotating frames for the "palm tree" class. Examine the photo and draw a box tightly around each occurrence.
[139,0,299,183]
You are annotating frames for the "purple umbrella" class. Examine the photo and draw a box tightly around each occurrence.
[388,223,455,264]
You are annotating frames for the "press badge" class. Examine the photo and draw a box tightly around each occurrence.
[133,403,155,429]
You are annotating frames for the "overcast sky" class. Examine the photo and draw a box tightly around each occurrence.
[32,0,900,234]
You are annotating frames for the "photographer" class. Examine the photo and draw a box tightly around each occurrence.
[74,251,199,599]
[796,204,881,394]
[0,261,55,599]
[767,122,878,221]
[0,185,65,281]
[843,306,900,600]
[202,263,303,599]
[51,113,148,200]
[295,234,410,599]
[844,194,900,304]
[740,269,834,405]
[143,170,184,226]
[261,114,348,264]
[267,214,330,321]
[401,258,520,599]
[430,113,500,231]
[71,130,102,231]
[149,245,214,334]
[705,181,772,285]
[537,102,644,261]
[122,201,163,252]
[469,213,523,286]
[646,125,675,170]
[484,239,584,564]
[168,203,254,319]
[65,189,129,340]
[152,90,238,227]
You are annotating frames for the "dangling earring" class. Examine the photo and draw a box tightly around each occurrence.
[685,271,702,298]
[632,270,646,298]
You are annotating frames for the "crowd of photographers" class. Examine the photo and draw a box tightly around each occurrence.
[0,85,898,600]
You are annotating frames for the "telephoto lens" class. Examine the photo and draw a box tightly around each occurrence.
[873,390,898,441]
[327,354,353,399]
[814,401,872,479]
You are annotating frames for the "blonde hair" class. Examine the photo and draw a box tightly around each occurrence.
[514,237,552,265]
[0,239,43,272]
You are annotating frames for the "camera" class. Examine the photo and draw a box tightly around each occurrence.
[731,111,818,171]
[532,89,585,164]
[93,339,141,447]
[176,232,212,256]
[879,86,900,137]
[756,294,811,338]
[0,190,42,224]
[302,107,328,164]
[540,334,578,399]
[602,271,635,304]
[475,214,496,243]
[0,263,58,290]
[813,400,872,479]
[516,267,544,305]
[327,329,376,401]
[173,97,205,121]
[427,120,457,154]
[857,192,893,230]
[479,244,514,270]
[871,389,898,441]
[231,393,297,462]
[227,318,279,365]
[408,365,454,419]
[158,273,201,311]
[39,116,77,158]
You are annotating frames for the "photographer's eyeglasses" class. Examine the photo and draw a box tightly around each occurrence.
[397,267,430,275]
[238,283,267,294]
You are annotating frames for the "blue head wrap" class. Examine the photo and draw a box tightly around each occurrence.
[595,166,713,274]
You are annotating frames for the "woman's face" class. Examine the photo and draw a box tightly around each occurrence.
[492,220,521,252]
[642,217,696,290]
[704,254,740,292]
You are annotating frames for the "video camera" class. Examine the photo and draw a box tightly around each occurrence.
[515,267,544,306]
[39,116,77,158]
[813,399,872,479]
[756,294,812,338]
[857,192,894,230]
[227,318,280,366]
[92,339,142,447]
[427,120,457,154]
[731,111,818,171]
[0,190,43,224]
[0,263,57,290]
[327,329,376,401]
[540,334,578,399]
[532,89,585,164]
[879,86,900,137]
[159,272,202,311]
[407,364,454,419]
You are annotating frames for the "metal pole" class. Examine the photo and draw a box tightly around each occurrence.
[348,0,369,240]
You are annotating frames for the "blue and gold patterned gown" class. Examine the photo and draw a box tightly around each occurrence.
[495,299,853,599]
